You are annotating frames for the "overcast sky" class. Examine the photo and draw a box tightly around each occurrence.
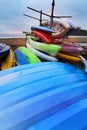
[0,0,87,34]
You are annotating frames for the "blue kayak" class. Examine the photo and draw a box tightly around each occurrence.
[0,62,87,130]
[31,25,56,33]
[14,49,28,65]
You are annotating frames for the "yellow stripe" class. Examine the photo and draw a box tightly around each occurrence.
[57,52,81,63]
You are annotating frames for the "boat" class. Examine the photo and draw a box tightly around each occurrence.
[26,40,58,61]
[14,49,28,65]
[32,29,52,43]
[28,36,61,57]
[18,46,41,64]
[0,61,87,129]
[31,25,56,33]
[60,42,84,55]
[28,98,87,130]
[57,52,81,63]
[1,48,16,70]
[0,43,10,60]
[0,0,87,129]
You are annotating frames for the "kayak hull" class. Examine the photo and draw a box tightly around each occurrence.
[0,62,87,129]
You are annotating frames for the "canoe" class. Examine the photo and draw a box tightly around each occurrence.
[1,48,16,70]
[0,62,87,129]
[28,36,61,57]
[18,47,41,64]
[14,49,28,65]
[26,40,58,61]
[32,30,52,43]
[0,43,10,59]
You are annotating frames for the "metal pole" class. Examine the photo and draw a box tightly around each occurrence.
[50,0,55,28]
[40,10,42,25]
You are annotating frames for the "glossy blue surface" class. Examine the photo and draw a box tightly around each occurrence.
[0,62,87,130]
[28,98,87,130]
[31,25,56,33]
[14,49,28,65]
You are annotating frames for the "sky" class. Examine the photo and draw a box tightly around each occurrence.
[0,0,87,34]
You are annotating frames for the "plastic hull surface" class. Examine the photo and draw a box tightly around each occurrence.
[0,62,87,130]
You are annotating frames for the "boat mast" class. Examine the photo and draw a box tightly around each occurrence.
[50,0,55,28]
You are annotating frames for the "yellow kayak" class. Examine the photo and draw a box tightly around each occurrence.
[1,48,16,70]
[57,52,81,63]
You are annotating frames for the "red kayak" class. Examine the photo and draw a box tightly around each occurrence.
[32,30,52,43]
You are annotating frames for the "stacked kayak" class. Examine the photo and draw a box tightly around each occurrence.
[27,36,61,61]
[0,2,87,129]
[0,43,16,70]
[1,48,16,70]
[31,24,84,55]
[28,36,61,57]
[30,23,87,72]
[0,62,87,129]
[14,49,28,66]
[0,43,10,60]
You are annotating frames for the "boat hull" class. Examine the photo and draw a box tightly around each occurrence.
[0,62,87,129]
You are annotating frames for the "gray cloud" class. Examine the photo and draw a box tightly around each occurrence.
[0,0,87,34]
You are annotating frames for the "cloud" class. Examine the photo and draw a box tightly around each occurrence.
[0,0,87,34]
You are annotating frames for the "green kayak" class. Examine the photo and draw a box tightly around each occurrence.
[18,47,41,64]
[28,36,61,57]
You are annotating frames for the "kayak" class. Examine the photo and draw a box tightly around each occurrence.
[28,36,61,57]
[28,99,87,130]
[0,43,10,59]
[57,52,81,63]
[60,42,84,53]
[0,62,57,77]
[0,62,87,129]
[18,47,41,64]
[26,40,58,61]
[32,30,52,43]
[31,25,56,33]
[1,48,16,70]
[14,49,28,65]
